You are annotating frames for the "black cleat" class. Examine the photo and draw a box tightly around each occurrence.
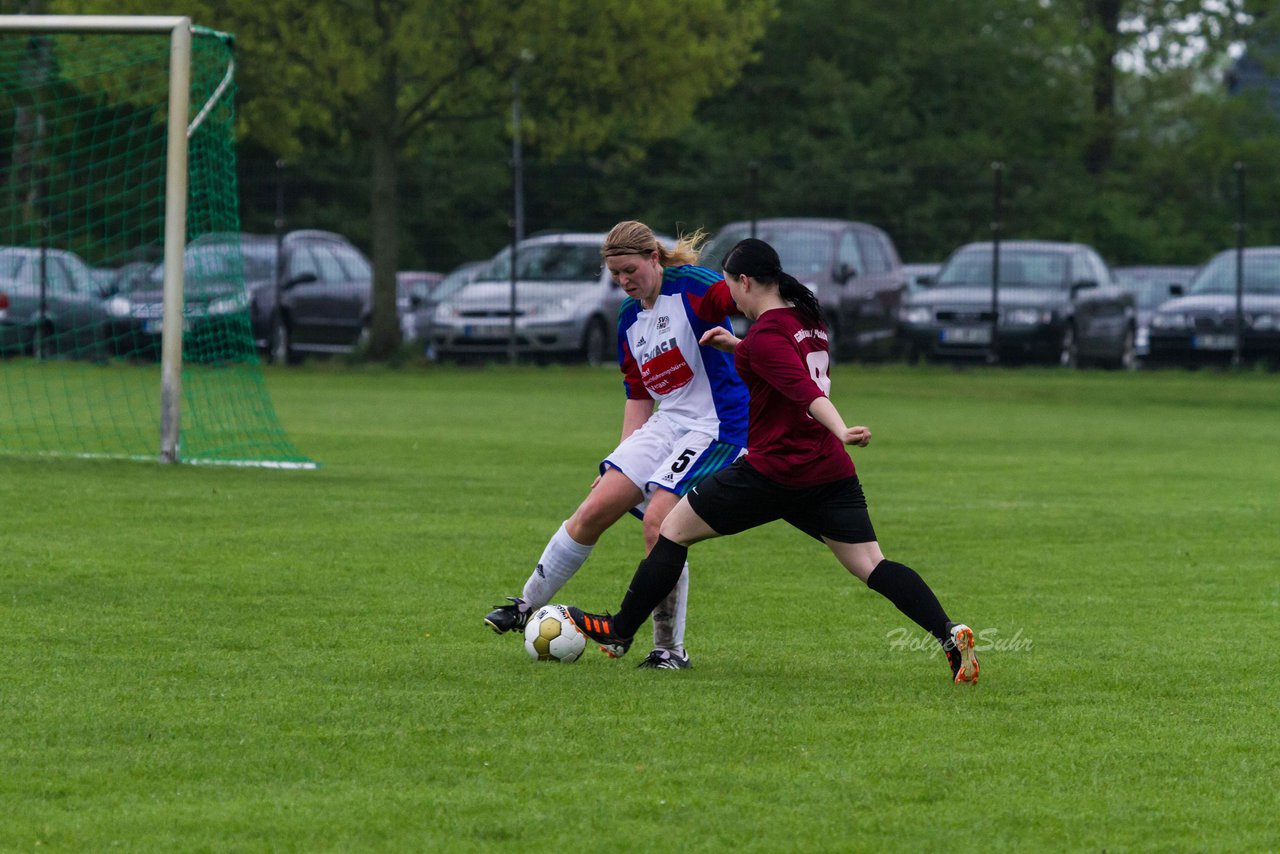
[565,606,633,658]
[484,597,531,634]
[636,648,692,670]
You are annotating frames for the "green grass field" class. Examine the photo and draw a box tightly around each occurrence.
[2,362,1277,851]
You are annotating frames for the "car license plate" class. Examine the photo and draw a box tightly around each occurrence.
[143,319,191,334]
[1193,334,1237,351]
[940,326,991,345]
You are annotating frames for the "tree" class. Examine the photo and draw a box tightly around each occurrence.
[54,0,773,358]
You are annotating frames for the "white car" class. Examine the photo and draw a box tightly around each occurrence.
[430,231,670,365]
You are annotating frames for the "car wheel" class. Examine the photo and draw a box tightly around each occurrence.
[32,323,55,359]
[269,316,293,365]
[581,317,609,367]
[1058,324,1078,369]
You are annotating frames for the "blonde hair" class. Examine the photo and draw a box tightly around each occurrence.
[603,220,707,267]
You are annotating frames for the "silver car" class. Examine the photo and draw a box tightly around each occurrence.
[430,232,655,365]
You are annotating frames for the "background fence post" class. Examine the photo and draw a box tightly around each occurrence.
[989,161,1004,364]
[1233,161,1245,370]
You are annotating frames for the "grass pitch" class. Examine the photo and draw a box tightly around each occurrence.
[1,362,1277,851]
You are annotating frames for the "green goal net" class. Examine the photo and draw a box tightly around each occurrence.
[0,19,311,467]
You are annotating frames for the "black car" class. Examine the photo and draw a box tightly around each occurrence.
[103,231,377,364]
[701,218,907,361]
[0,246,111,359]
[897,240,1136,368]
[1113,265,1198,360]
[102,242,258,360]
[1146,247,1280,366]
[245,231,376,363]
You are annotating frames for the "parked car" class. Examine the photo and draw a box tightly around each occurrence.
[0,246,111,359]
[242,230,383,363]
[430,232,663,365]
[407,260,488,355]
[897,240,1136,368]
[102,241,259,360]
[1146,247,1280,366]
[396,270,445,341]
[701,218,907,361]
[903,262,943,295]
[1113,265,1198,359]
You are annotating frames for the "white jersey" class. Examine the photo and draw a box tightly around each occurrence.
[616,265,749,445]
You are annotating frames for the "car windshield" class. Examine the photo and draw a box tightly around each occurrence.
[0,251,38,286]
[1186,251,1280,296]
[433,263,486,302]
[147,242,276,286]
[702,226,835,279]
[937,249,1068,290]
[1115,268,1193,309]
[479,243,602,283]
[0,250,78,291]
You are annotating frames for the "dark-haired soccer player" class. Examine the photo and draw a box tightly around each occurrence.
[483,221,749,670]
[568,237,979,683]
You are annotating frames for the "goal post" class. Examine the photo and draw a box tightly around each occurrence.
[0,15,312,468]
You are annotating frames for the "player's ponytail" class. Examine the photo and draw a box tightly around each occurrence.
[721,238,826,330]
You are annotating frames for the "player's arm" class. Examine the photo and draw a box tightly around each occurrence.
[751,328,871,447]
[699,327,740,352]
[617,323,651,443]
[808,396,871,447]
[620,396,655,442]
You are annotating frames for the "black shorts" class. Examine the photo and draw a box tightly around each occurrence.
[686,458,877,544]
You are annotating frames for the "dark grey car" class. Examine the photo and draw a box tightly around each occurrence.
[701,218,907,361]
[1146,248,1280,366]
[1113,265,1197,360]
[897,240,1136,368]
[0,246,110,359]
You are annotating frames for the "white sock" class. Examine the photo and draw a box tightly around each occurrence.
[521,522,594,608]
[651,562,689,653]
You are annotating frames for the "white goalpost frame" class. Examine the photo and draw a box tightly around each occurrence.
[0,15,191,463]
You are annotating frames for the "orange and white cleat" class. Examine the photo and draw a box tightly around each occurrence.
[946,622,979,684]
[566,606,633,659]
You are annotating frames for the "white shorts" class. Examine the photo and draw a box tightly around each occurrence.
[601,411,745,512]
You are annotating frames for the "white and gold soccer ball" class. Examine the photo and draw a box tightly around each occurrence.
[523,604,587,663]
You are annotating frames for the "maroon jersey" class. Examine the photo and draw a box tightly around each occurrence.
[734,306,856,487]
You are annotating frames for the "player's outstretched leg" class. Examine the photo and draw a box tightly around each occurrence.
[566,606,634,659]
[484,520,597,635]
[944,622,979,684]
[484,597,532,634]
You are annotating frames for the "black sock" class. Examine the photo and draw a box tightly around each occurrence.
[614,535,688,638]
[865,559,951,644]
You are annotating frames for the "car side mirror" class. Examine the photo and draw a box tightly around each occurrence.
[917,275,935,288]
[1169,284,1184,297]
[283,272,318,290]
[835,263,858,284]
[1070,279,1098,298]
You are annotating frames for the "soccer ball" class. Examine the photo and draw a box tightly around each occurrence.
[524,604,587,663]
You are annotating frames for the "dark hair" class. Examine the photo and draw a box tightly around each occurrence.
[721,238,825,329]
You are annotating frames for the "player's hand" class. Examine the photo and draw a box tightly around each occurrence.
[699,327,740,352]
[843,426,871,447]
